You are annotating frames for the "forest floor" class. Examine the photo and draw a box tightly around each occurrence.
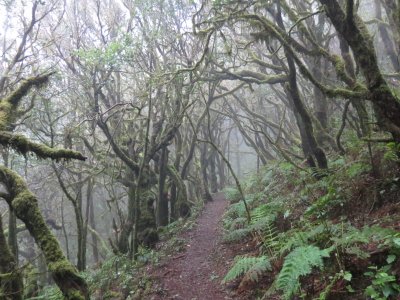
[148,192,240,300]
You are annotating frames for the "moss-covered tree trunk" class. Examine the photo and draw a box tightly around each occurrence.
[73,197,86,272]
[209,151,218,193]
[0,73,88,299]
[0,167,88,299]
[0,213,23,300]
[117,179,135,254]
[375,0,400,72]
[338,36,371,137]
[215,151,226,190]
[200,142,213,202]
[7,212,18,260]
[170,132,183,221]
[320,0,400,142]
[157,146,169,227]
[166,165,189,218]
[55,167,87,272]
[275,2,328,170]
[87,179,99,264]
[381,0,400,58]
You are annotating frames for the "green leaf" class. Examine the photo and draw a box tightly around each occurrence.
[386,254,396,264]
[346,285,355,293]
[343,272,352,281]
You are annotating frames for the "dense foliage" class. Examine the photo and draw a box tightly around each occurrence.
[222,142,400,299]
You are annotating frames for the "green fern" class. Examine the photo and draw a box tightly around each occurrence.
[248,204,281,257]
[223,228,252,243]
[256,219,280,258]
[384,142,400,162]
[279,223,328,255]
[346,161,371,178]
[276,245,332,299]
[332,225,396,253]
[222,256,271,283]
[227,217,248,230]
[224,187,241,203]
[251,204,273,223]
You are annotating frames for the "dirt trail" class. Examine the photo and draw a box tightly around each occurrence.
[150,192,237,300]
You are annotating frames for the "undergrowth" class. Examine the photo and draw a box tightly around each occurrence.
[30,204,203,300]
[221,142,400,299]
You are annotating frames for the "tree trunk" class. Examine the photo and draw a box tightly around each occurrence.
[320,0,400,142]
[166,165,189,218]
[209,151,218,193]
[87,179,99,264]
[200,142,213,202]
[312,57,329,146]
[170,132,183,221]
[338,36,371,137]
[74,179,86,271]
[117,180,135,254]
[157,147,169,227]
[0,213,23,300]
[0,167,88,299]
[375,0,400,71]
[276,2,328,170]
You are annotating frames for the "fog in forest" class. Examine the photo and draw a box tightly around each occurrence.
[0,0,399,299]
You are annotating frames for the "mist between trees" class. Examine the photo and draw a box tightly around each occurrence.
[0,0,399,299]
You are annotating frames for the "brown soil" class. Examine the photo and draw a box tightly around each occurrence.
[149,192,239,300]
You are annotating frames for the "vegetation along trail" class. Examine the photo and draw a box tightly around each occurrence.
[2,1,400,299]
[150,192,237,300]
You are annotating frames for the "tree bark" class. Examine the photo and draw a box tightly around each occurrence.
[87,179,99,264]
[0,167,88,299]
[338,36,371,137]
[157,147,169,227]
[375,0,400,72]
[275,2,328,170]
[320,0,400,141]
[0,213,23,300]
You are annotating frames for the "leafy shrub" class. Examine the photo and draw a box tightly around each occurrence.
[364,263,400,300]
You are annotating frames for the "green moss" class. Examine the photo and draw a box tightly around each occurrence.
[0,167,88,299]
[48,260,77,275]
[11,191,37,214]
[0,74,52,130]
[0,101,12,130]
[0,131,86,161]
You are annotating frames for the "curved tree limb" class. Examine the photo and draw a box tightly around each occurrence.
[0,166,88,299]
[0,131,86,161]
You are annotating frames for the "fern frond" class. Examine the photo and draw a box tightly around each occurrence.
[224,187,241,203]
[251,204,273,223]
[222,256,271,283]
[223,228,252,243]
[228,217,248,230]
[277,245,332,299]
[279,223,326,255]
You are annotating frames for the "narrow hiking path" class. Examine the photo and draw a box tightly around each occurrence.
[149,192,239,300]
